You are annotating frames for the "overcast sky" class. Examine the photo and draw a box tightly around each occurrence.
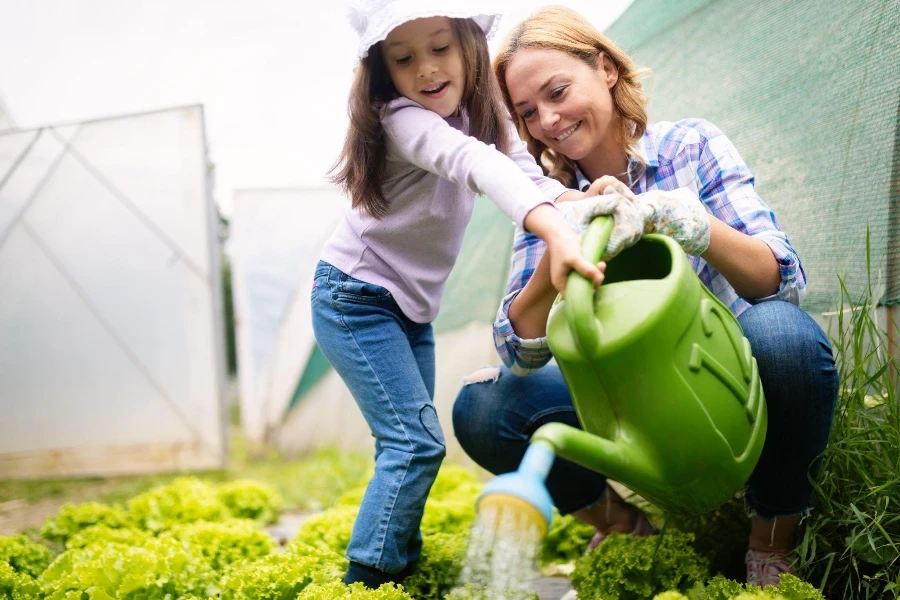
[0,0,633,215]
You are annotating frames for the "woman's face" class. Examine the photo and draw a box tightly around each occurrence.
[505,48,618,161]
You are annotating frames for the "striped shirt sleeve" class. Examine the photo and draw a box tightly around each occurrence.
[692,119,806,305]
[492,227,554,375]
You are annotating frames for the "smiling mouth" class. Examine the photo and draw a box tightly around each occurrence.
[554,121,582,142]
[422,81,449,96]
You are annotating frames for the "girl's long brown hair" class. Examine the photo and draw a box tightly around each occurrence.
[493,6,650,188]
[329,18,510,219]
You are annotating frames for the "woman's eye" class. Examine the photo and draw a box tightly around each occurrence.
[550,86,567,99]
[434,45,449,53]
[395,56,411,65]
[521,109,535,120]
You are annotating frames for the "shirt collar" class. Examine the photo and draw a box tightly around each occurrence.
[573,135,656,192]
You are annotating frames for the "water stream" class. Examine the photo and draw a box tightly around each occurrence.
[449,501,545,599]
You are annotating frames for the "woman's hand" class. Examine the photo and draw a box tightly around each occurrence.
[580,177,711,260]
[554,193,621,236]
[555,177,644,259]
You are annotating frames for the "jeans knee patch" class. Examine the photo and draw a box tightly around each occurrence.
[462,366,500,385]
[419,404,445,447]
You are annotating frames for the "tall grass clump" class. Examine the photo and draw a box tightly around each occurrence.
[794,238,899,599]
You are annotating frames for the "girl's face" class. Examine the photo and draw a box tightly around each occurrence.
[505,48,619,161]
[382,17,466,118]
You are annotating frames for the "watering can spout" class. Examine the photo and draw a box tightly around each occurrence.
[477,441,556,535]
[531,423,660,496]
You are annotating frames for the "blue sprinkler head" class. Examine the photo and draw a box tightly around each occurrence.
[477,441,556,532]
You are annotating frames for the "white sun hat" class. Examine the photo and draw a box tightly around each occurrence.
[347,0,502,61]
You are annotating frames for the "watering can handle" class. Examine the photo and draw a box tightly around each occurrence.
[564,215,615,352]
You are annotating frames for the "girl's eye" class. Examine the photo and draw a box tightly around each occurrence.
[434,45,449,53]
[395,56,411,65]
[550,86,567,99]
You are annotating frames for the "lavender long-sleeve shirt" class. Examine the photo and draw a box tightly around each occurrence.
[320,97,568,323]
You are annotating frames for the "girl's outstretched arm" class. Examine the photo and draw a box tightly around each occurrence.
[382,98,603,293]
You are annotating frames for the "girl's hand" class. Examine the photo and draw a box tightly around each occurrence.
[545,230,606,295]
[523,203,605,294]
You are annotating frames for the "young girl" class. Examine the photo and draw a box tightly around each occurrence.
[311,1,604,587]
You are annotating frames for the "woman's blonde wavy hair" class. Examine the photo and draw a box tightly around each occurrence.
[493,5,650,188]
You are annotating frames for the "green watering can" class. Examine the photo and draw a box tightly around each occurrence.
[478,216,767,526]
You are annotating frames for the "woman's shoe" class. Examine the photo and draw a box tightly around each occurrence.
[745,549,794,587]
[586,506,655,552]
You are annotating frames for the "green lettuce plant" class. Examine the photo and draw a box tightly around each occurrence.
[0,561,42,600]
[0,535,46,600]
[653,573,825,599]
[296,581,412,599]
[219,544,345,600]
[420,479,479,538]
[39,538,216,600]
[694,574,824,599]
[0,535,51,579]
[400,532,468,600]
[426,465,482,500]
[570,530,709,600]
[127,477,229,532]
[668,496,749,581]
[540,512,596,566]
[65,524,153,549]
[336,485,367,507]
[217,479,284,524]
[291,504,359,555]
[161,519,275,570]
[39,502,130,544]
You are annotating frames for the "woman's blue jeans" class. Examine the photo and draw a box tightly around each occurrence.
[452,301,838,519]
[311,261,445,576]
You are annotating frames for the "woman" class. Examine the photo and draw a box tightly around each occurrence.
[452,5,838,587]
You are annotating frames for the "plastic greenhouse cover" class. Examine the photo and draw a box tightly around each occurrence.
[0,105,227,478]
[230,187,344,445]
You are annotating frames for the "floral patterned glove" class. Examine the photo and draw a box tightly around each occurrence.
[581,179,711,260]
[554,193,621,237]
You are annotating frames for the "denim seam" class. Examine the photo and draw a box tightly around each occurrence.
[743,478,818,519]
[743,501,813,521]
[560,489,609,516]
[337,270,392,299]
[334,293,392,305]
[523,406,578,434]
[334,303,414,568]
[375,451,413,571]
[313,262,332,280]
[419,405,444,446]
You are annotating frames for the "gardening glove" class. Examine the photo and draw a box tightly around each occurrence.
[582,178,711,260]
[554,193,622,238]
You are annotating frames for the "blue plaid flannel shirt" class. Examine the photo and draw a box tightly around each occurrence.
[494,118,806,375]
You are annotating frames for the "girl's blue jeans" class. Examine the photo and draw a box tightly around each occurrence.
[311,261,445,576]
[453,300,838,519]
